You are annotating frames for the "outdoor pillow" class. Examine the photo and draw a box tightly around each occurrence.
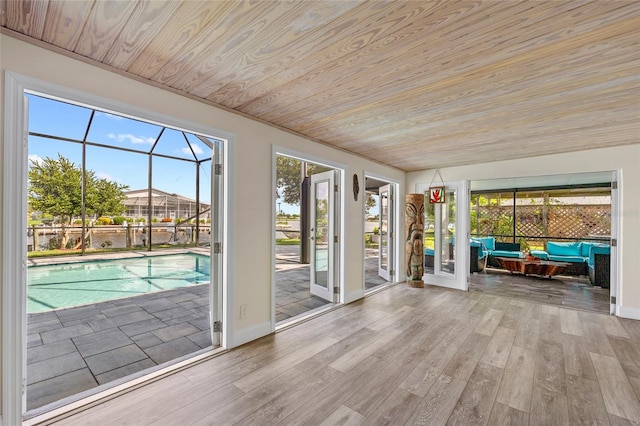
[470,240,483,250]
[530,250,549,260]
[474,236,495,251]
[580,242,596,257]
[424,248,435,256]
[470,240,489,258]
[547,241,582,256]
[588,245,610,267]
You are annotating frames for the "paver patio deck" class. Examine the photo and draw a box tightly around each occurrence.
[274,246,388,322]
[27,283,210,410]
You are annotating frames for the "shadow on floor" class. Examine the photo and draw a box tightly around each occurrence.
[275,245,390,323]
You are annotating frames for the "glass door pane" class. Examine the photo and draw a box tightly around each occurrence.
[314,179,329,289]
[421,181,469,291]
[379,185,389,277]
[310,170,335,301]
[439,188,456,275]
[424,201,435,275]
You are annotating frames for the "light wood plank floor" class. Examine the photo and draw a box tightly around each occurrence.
[53,284,640,425]
[469,268,610,314]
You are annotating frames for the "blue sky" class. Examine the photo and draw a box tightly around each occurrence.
[27,94,213,204]
[276,200,300,215]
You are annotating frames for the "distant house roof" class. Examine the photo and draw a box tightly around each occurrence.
[123,189,210,208]
[125,188,195,202]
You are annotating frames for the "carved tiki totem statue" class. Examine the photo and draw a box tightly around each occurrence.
[405,194,425,288]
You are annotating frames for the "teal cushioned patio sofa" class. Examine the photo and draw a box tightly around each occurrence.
[471,237,523,269]
[530,241,610,282]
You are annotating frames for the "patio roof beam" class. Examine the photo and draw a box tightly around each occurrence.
[148,127,165,155]
[28,132,210,164]
[182,132,198,162]
[471,182,611,195]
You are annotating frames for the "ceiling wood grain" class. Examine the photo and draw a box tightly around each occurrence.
[2,0,638,171]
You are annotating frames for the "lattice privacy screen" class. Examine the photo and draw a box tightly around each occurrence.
[472,204,610,245]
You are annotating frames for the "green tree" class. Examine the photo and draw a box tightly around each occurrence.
[365,194,376,216]
[28,154,84,224]
[29,154,129,248]
[276,156,330,205]
[88,178,129,218]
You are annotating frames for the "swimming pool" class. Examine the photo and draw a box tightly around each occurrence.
[28,254,210,313]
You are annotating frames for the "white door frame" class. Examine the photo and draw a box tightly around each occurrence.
[377,183,394,281]
[610,170,620,316]
[310,170,337,302]
[2,72,232,423]
[271,147,345,329]
[3,73,29,424]
[363,172,401,293]
[416,180,470,291]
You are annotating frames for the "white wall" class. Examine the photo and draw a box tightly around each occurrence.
[0,34,405,415]
[407,145,640,319]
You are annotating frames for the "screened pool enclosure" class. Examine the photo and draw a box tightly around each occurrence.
[27,93,222,254]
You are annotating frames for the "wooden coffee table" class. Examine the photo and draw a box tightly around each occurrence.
[497,257,570,278]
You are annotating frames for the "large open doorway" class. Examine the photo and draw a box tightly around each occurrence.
[467,172,617,314]
[273,153,342,325]
[3,75,227,422]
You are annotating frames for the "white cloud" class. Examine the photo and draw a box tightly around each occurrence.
[181,143,204,155]
[108,133,155,145]
[96,172,114,181]
[97,111,123,120]
[28,154,43,166]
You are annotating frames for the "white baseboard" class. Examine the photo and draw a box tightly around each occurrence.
[424,280,463,291]
[345,289,364,304]
[229,321,272,348]
[617,305,640,320]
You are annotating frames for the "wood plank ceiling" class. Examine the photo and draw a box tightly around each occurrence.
[2,0,639,171]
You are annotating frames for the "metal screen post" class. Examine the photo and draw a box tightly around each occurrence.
[300,175,310,264]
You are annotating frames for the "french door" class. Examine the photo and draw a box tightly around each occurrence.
[309,170,337,302]
[378,184,394,281]
[419,181,469,290]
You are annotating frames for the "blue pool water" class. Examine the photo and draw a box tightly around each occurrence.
[28,254,210,313]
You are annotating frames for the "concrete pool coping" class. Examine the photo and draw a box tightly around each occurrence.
[28,247,198,267]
